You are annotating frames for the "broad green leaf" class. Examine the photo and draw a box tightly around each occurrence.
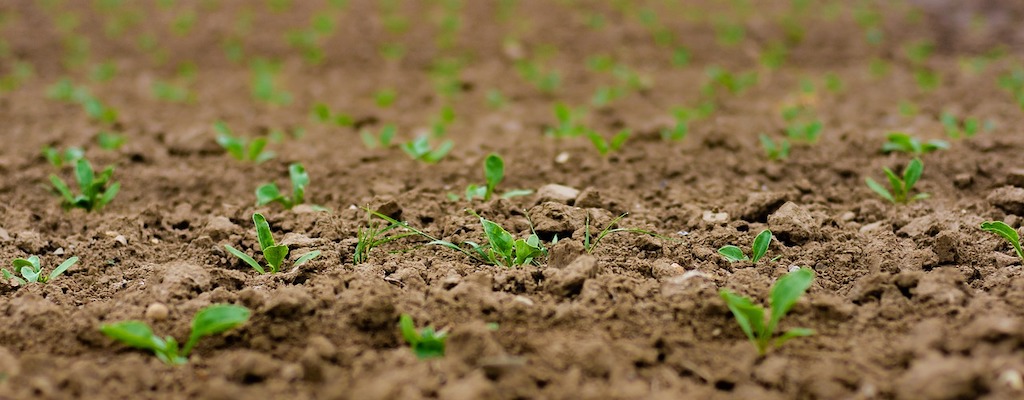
[48,256,79,282]
[255,183,283,206]
[224,245,265,274]
[75,159,95,193]
[253,213,276,250]
[751,230,772,263]
[768,267,814,332]
[718,245,748,262]
[289,163,308,204]
[12,257,38,270]
[720,290,765,345]
[20,266,40,283]
[293,250,320,267]
[865,178,894,203]
[882,167,903,198]
[483,154,504,200]
[981,221,1024,260]
[248,137,268,162]
[903,158,923,190]
[98,182,120,209]
[399,314,420,345]
[465,184,486,201]
[262,245,289,272]
[480,218,514,262]
[182,304,250,357]
[100,321,165,353]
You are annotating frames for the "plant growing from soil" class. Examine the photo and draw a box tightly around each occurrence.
[759,134,791,161]
[353,208,422,264]
[361,125,396,149]
[100,304,250,365]
[702,66,758,96]
[881,132,948,155]
[401,136,453,164]
[256,163,311,209]
[980,221,1024,264]
[224,213,320,274]
[214,121,275,163]
[781,106,823,144]
[720,267,815,355]
[250,59,292,105]
[940,112,980,139]
[464,153,532,201]
[450,211,547,267]
[719,229,774,263]
[583,212,668,254]
[399,314,446,359]
[865,158,928,204]
[97,131,126,150]
[42,145,84,168]
[2,256,78,285]
[311,103,354,127]
[587,129,630,157]
[50,158,120,212]
[545,102,588,138]
[374,88,397,108]
[660,104,713,141]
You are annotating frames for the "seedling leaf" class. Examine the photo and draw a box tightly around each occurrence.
[981,221,1024,262]
[182,304,250,356]
[751,230,772,262]
[718,246,748,262]
[224,245,265,274]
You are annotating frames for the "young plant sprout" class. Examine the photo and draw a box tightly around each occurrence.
[587,129,630,157]
[940,112,980,139]
[42,145,84,168]
[250,59,292,105]
[760,134,791,161]
[360,125,396,149]
[374,88,397,108]
[97,132,126,150]
[2,256,78,285]
[224,213,321,274]
[399,314,446,359]
[719,229,774,263]
[100,304,250,365]
[50,158,120,212]
[354,208,423,264]
[311,103,354,127]
[781,106,823,144]
[881,132,948,156]
[464,154,533,201]
[214,121,275,163]
[980,221,1024,264]
[865,158,928,204]
[401,136,453,164]
[452,211,547,267]
[720,267,815,355]
[256,163,315,209]
[583,212,667,254]
[545,102,588,138]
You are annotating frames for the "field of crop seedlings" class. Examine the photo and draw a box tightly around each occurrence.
[2,0,1024,399]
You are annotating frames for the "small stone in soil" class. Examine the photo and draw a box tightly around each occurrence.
[146,303,169,321]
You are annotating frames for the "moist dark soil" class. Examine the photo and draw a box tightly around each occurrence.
[2,0,1024,399]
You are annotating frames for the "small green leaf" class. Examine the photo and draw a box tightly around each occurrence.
[719,290,765,348]
[255,183,283,206]
[751,230,772,263]
[981,221,1024,261]
[865,178,895,203]
[480,217,515,264]
[289,163,308,204]
[253,213,276,251]
[224,245,265,274]
[293,250,320,267]
[767,267,814,333]
[774,327,814,348]
[47,256,79,282]
[100,321,167,354]
[262,245,289,273]
[718,245,748,262]
[182,304,250,357]
[903,158,923,190]
[483,154,504,200]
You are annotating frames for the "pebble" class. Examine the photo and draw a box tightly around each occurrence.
[536,184,580,205]
[554,152,570,164]
[146,303,170,321]
[702,211,729,223]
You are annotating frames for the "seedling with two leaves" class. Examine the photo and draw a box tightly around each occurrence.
[882,132,948,156]
[759,134,791,161]
[463,154,533,202]
[2,256,78,285]
[361,125,396,149]
[214,121,275,163]
[980,221,1024,264]
[719,229,776,263]
[402,136,453,164]
[587,129,631,157]
[100,304,250,365]
[781,106,823,144]
[865,158,928,204]
[720,267,815,355]
[940,112,980,139]
[224,213,321,274]
[399,314,446,359]
[42,146,84,168]
[310,103,354,127]
[545,103,588,138]
[50,159,120,212]
[97,132,126,150]
[256,163,323,210]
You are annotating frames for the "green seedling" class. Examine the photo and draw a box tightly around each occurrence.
[881,132,948,155]
[719,229,774,263]
[545,102,588,138]
[361,125,396,149]
[702,66,758,96]
[458,211,547,267]
[374,88,397,108]
[720,267,815,355]
[865,158,928,204]
[515,59,561,95]
[100,304,250,365]
[2,256,78,285]
[940,112,980,139]
[399,314,446,359]
[224,213,320,274]
[50,158,120,211]
[998,68,1024,109]
[310,103,354,127]
[256,163,314,209]
[583,212,668,254]
[42,146,84,168]
[214,121,275,163]
[97,132,126,150]
[354,208,423,264]
[587,129,630,157]
[401,136,453,164]
[980,221,1024,264]
[250,59,292,105]
[662,103,715,141]
[760,134,791,161]
[781,106,823,144]
[464,154,533,201]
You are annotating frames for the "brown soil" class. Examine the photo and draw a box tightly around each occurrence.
[2,0,1024,399]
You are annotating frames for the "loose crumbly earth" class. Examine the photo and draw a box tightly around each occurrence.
[2,0,1024,399]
